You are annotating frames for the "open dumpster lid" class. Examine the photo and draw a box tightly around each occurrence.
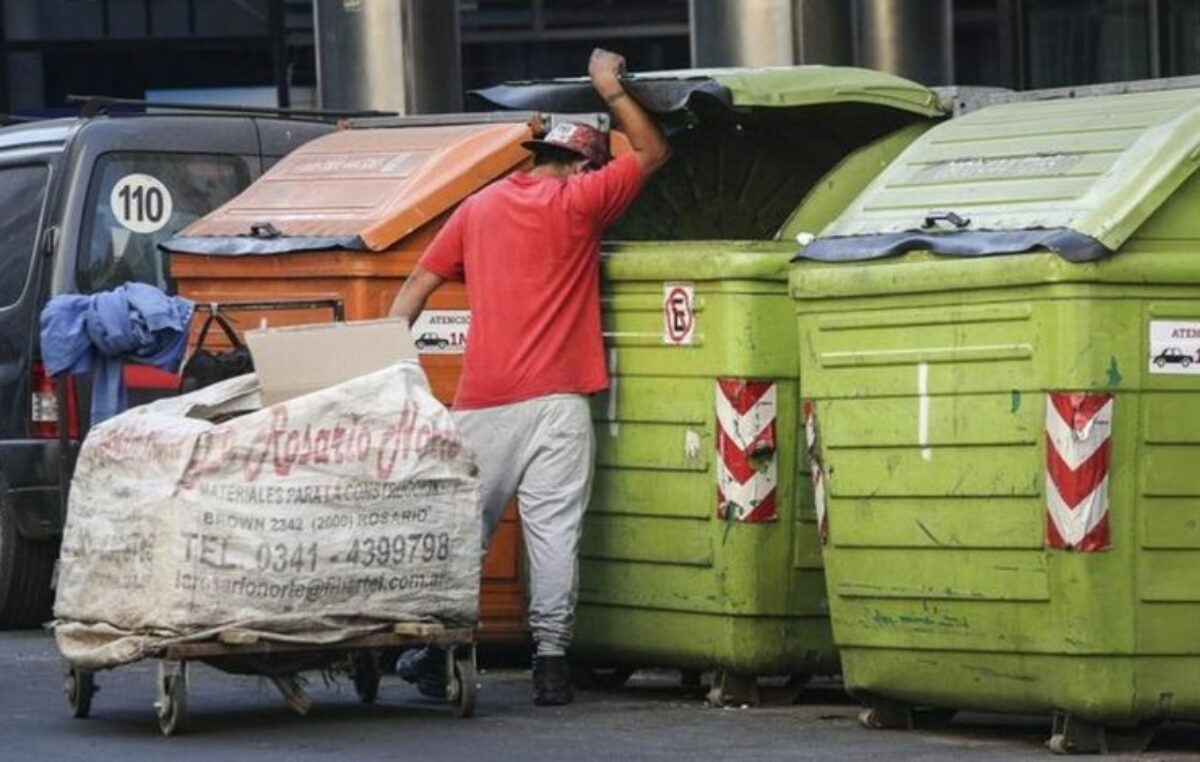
[473,67,943,242]
[471,66,943,119]
[162,121,534,255]
[799,87,1200,263]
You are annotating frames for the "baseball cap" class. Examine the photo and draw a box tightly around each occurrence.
[522,121,612,169]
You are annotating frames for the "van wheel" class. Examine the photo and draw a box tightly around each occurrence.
[0,477,58,629]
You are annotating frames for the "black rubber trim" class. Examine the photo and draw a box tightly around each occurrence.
[159,235,369,256]
[795,228,1113,264]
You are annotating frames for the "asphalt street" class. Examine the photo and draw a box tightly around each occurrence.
[1,630,1198,761]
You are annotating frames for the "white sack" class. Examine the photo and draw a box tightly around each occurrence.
[53,362,481,669]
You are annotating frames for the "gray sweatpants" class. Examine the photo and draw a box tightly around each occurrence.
[453,394,594,657]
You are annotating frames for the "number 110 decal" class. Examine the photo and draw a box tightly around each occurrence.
[110,173,174,234]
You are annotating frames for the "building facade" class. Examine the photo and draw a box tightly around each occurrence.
[0,0,1196,116]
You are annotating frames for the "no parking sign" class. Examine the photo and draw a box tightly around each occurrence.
[663,282,695,346]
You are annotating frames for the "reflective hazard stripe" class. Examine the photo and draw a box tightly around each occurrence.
[1045,392,1113,552]
[716,380,778,523]
[803,399,829,544]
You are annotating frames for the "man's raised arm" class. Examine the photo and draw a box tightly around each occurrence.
[589,48,670,176]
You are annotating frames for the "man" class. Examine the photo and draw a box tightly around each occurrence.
[388,48,670,705]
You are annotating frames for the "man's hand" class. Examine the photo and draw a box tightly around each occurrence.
[588,48,670,177]
[589,48,626,89]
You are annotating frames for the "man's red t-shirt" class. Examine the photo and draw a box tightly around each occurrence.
[419,153,643,410]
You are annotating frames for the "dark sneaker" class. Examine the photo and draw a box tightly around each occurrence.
[533,655,573,706]
[396,646,447,699]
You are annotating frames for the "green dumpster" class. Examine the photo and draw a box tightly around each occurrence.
[791,86,1200,751]
[527,67,947,706]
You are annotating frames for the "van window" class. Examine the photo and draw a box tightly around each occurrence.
[76,152,252,294]
[0,165,49,307]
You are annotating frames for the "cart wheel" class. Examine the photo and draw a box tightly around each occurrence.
[351,652,382,705]
[446,649,476,719]
[155,661,189,737]
[64,666,96,718]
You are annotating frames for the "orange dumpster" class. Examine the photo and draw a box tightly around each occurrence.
[163,120,540,645]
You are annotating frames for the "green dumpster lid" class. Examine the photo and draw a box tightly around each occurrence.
[799,87,1200,263]
[470,66,942,118]
[475,67,942,242]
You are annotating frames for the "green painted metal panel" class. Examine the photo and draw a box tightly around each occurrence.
[573,243,836,679]
[830,549,1050,602]
[790,166,1200,724]
[589,468,711,520]
[831,497,1043,550]
[816,88,1200,252]
[580,514,712,567]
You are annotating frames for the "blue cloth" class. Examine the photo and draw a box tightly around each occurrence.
[40,283,195,425]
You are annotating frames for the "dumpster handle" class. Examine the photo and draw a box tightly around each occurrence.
[249,221,282,239]
[923,211,971,230]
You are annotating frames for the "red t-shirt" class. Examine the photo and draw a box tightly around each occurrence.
[419,153,643,410]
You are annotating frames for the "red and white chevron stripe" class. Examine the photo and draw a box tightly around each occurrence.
[803,400,829,544]
[1045,392,1113,552]
[716,379,778,522]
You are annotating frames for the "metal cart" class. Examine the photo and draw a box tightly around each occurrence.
[64,622,477,735]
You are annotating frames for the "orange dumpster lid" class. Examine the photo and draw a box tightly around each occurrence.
[164,121,535,255]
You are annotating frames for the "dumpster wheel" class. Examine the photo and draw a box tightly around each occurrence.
[707,671,759,708]
[1048,713,1159,755]
[857,697,915,730]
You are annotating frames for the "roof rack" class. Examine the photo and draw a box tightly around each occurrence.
[346,111,546,130]
[344,111,610,134]
[66,94,397,122]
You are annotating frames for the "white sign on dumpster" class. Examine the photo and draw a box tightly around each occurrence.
[1149,320,1200,375]
[411,310,470,355]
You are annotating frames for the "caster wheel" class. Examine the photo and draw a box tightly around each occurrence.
[1047,712,1105,754]
[65,666,96,719]
[155,661,188,737]
[706,671,759,707]
[447,648,477,719]
[858,698,914,730]
[351,652,382,704]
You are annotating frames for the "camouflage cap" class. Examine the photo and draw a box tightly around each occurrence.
[521,121,612,169]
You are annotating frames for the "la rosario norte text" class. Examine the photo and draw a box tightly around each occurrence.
[180,400,464,487]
